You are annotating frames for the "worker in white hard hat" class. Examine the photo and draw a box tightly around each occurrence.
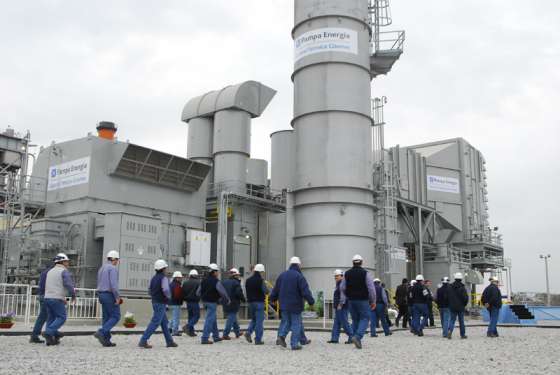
[221,268,246,340]
[446,272,469,340]
[169,271,184,337]
[244,264,269,345]
[481,276,502,338]
[338,254,377,349]
[409,274,430,336]
[197,263,231,344]
[94,250,122,347]
[43,253,76,346]
[436,277,451,338]
[138,259,178,349]
[327,270,354,344]
[181,269,201,336]
[369,278,391,337]
[270,256,315,350]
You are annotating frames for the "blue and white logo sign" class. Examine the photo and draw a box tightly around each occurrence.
[294,27,358,62]
[427,175,460,194]
[47,157,90,191]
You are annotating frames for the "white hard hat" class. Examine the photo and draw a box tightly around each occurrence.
[172,271,183,278]
[208,263,219,271]
[230,268,240,275]
[54,253,70,263]
[442,277,450,283]
[416,274,424,281]
[106,250,120,259]
[254,264,265,273]
[410,280,417,286]
[352,254,363,262]
[489,276,499,282]
[333,269,344,276]
[454,272,463,280]
[154,259,168,271]
[374,278,381,283]
[289,256,301,265]
[188,269,199,277]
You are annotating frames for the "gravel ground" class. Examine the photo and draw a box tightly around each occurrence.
[1,327,558,375]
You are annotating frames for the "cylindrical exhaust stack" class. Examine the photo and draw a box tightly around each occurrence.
[292,0,375,291]
[187,117,214,166]
[97,121,117,140]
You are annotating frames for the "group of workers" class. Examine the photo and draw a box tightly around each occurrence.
[28,251,504,349]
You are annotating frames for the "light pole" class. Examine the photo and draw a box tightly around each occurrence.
[539,254,551,306]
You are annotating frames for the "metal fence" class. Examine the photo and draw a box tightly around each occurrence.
[0,283,100,325]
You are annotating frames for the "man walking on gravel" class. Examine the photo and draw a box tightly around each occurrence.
[482,276,502,338]
[447,272,469,340]
[94,250,121,347]
[182,269,201,336]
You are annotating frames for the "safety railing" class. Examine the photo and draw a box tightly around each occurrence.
[0,283,100,325]
[371,30,405,55]
[207,180,286,206]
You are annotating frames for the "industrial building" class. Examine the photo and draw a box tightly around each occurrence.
[0,0,506,297]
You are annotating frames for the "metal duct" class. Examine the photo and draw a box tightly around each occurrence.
[292,0,375,291]
[270,130,295,191]
[187,117,213,166]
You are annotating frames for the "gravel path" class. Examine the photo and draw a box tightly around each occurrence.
[1,327,558,374]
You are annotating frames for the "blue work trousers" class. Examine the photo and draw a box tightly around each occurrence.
[348,300,371,340]
[246,302,265,342]
[44,299,67,337]
[98,292,121,340]
[186,302,200,331]
[279,312,302,349]
[31,297,47,337]
[140,302,173,345]
[169,305,181,334]
[448,310,466,337]
[331,307,353,342]
[223,311,240,337]
[201,302,220,342]
[440,307,450,337]
[411,303,429,333]
[370,302,390,336]
[487,307,499,335]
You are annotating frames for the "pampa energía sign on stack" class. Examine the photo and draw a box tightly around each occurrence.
[47,157,90,191]
[427,175,460,194]
[294,28,358,62]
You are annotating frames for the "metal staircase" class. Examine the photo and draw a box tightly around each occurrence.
[368,0,405,78]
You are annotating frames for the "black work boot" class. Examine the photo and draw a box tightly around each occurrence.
[29,336,45,344]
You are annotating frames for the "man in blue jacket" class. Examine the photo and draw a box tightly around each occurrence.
[339,254,377,349]
[370,278,391,337]
[327,269,353,344]
[222,268,245,340]
[138,259,178,349]
[198,263,231,344]
[244,264,268,345]
[270,257,315,351]
[29,262,53,344]
[482,276,502,338]
[94,250,121,347]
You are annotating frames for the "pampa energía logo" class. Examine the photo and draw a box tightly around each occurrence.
[294,27,358,62]
[427,175,460,194]
[47,157,91,191]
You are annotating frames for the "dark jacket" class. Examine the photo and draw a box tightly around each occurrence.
[169,280,183,305]
[222,277,245,313]
[333,280,344,308]
[436,284,450,308]
[246,272,267,303]
[38,267,52,297]
[182,278,200,303]
[395,284,408,305]
[410,283,430,304]
[200,275,220,303]
[481,283,502,309]
[448,280,469,312]
[149,272,168,304]
[344,266,369,300]
[270,264,315,313]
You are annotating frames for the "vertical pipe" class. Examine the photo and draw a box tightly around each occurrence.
[293,0,375,291]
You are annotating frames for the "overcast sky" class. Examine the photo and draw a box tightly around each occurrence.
[1,1,558,293]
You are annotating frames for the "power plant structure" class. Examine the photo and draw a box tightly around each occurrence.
[0,0,506,298]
